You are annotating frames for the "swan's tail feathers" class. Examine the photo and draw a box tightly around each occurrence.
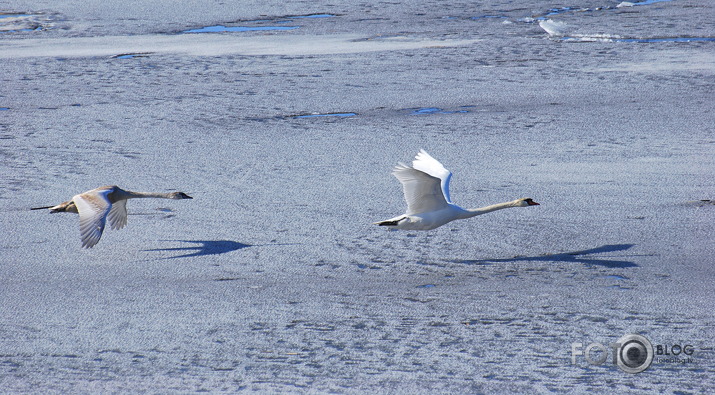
[32,200,77,213]
[374,216,406,227]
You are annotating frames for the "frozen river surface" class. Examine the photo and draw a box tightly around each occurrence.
[1,0,714,392]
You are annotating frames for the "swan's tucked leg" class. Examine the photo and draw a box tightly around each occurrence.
[375,216,407,227]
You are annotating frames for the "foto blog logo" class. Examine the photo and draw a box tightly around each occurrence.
[571,334,654,374]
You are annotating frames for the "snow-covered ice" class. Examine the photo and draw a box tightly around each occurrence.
[1,0,714,392]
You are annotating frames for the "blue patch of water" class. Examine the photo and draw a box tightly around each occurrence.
[417,284,436,288]
[412,107,442,114]
[627,0,673,5]
[183,14,334,34]
[0,14,33,19]
[561,36,715,43]
[410,107,470,115]
[618,37,715,43]
[183,25,299,33]
[0,14,43,33]
[0,107,9,111]
[293,112,356,119]
[113,53,152,59]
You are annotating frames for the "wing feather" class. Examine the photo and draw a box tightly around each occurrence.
[107,199,128,230]
[411,149,453,203]
[393,163,449,215]
[73,189,112,248]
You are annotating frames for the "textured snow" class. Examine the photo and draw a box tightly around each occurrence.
[1,0,714,392]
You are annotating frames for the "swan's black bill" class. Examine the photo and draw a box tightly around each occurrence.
[525,198,539,206]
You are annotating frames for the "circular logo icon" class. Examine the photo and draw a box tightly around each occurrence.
[616,334,653,373]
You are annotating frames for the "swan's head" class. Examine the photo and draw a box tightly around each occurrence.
[170,192,193,200]
[516,198,539,207]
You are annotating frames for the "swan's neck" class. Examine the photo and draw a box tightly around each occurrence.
[459,200,520,219]
[126,191,173,199]
[113,190,173,200]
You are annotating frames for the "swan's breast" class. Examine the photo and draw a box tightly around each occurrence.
[404,208,461,230]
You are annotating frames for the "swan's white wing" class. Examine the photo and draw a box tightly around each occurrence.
[107,199,128,230]
[411,149,453,204]
[73,189,112,248]
[393,163,449,215]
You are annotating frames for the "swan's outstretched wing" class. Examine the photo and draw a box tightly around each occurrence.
[411,149,453,204]
[393,163,449,215]
[73,189,112,248]
[107,199,128,230]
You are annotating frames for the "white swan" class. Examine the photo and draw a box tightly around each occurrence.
[375,150,539,230]
[32,185,193,248]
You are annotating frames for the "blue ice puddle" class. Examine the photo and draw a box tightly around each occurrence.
[183,25,298,33]
[0,107,9,111]
[617,37,715,43]
[293,112,356,119]
[0,13,33,19]
[617,0,673,7]
[559,36,715,43]
[183,14,335,34]
[289,14,336,19]
[0,13,43,33]
[113,53,151,59]
[417,284,436,288]
[410,106,473,115]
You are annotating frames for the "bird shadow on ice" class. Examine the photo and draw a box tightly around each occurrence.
[144,240,252,259]
[453,244,638,268]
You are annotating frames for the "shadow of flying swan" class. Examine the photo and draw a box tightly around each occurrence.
[144,240,301,259]
[454,244,639,268]
[31,185,193,248]
[375,150,539,230]
[145,240,252,259]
